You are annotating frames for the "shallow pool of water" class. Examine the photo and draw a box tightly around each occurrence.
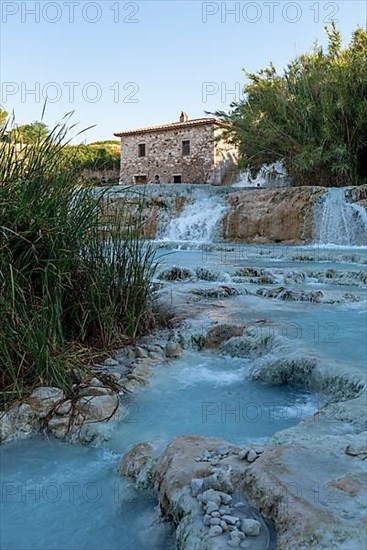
[0,439,175,550]
[1,241,366,550]
[0,350,316,550]
[108,352,318,455]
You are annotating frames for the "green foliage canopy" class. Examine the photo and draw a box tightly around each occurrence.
[215,25,367,186]
[10,121,49,143]
[63,141,120,172]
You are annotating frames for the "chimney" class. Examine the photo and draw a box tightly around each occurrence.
[179,111,188,123]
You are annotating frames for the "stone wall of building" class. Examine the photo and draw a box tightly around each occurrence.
[119,124,227,185]
[212,127,238,185]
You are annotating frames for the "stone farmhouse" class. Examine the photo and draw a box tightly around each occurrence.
[114,112,238,185]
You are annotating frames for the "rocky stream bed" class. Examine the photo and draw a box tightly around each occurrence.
[1,188,366,550]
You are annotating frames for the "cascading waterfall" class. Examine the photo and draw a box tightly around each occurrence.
[316,187,367,246]
[160,195,226,243]
[233,161,287,188]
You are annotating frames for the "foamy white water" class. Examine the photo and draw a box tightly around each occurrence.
[233,162,286,188]
[232,168,266,188]
[160,195,226,243]
[177,363,247,386]
[315,187,367,246]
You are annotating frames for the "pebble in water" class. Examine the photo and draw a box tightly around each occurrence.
[222,515,240,526]
[241,519,261,536]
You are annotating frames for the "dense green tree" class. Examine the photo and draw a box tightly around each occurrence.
[11,121,49,143]
[63,141,120,172]
[215,25,367,186]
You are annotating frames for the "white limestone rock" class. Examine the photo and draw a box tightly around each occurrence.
[103,358,119,366]
[190,478,203,497]
[134,346,149,359]
[55,400,72,415]
[77,394,120,422]
[238,448,249,460]
[78,386,111,398]
[208,526,222,537]
[218,491,233,505]
[222,515,240,526]
[206,501,219,514]
[241,518,261,536]
[0,413,13,442]
[246,449,258,463]
[202,489,222,506]
[47,416,71,439]
[28,387,64,417]
[165,341,183,358]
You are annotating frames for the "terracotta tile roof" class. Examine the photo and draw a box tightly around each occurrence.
[114,117,220,137]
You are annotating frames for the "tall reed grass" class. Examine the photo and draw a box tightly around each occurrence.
[0,116,157,403]
[215,25,367,186]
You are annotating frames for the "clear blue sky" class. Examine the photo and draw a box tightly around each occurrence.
[1,0,366,142]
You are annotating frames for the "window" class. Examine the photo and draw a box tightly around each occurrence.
[138,143,146,157]
[182,140,190,156]
[173,175,182,184]
[134,175,147,184]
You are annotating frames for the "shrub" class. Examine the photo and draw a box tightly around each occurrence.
[0,117,157,402]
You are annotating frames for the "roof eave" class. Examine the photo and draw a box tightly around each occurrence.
[114,118,222,138]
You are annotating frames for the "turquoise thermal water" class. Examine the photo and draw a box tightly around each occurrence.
[1,232,366,550]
